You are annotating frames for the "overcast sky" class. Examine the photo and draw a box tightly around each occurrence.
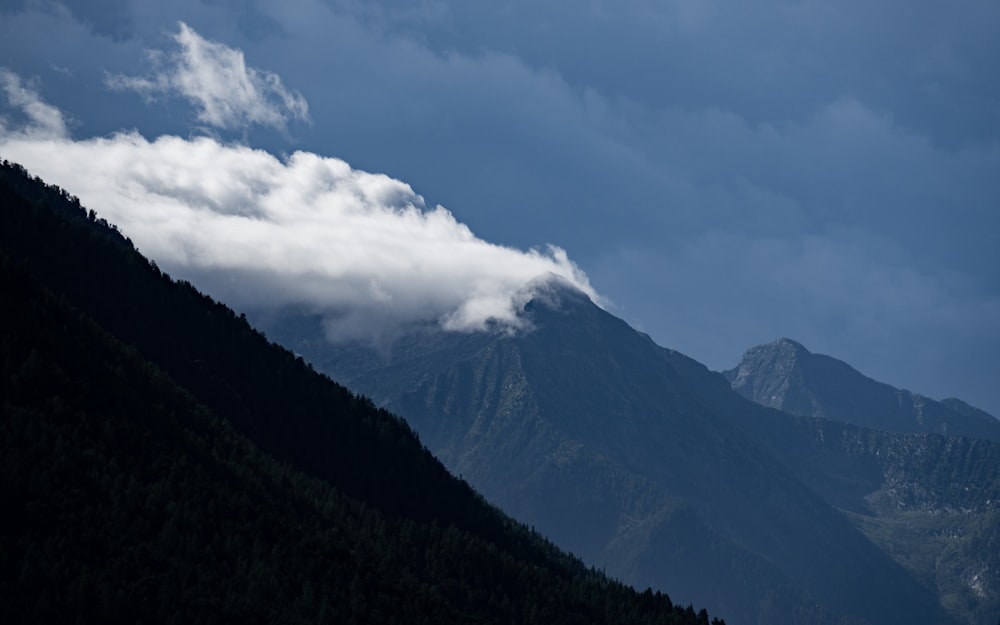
[2,0,998,416]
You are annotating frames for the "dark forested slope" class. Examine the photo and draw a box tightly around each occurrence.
[0,159,719,625]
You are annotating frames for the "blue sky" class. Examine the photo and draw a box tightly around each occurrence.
[2,0,999,416]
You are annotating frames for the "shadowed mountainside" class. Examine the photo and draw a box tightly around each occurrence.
[0,159,722,625]
[263,279,962,625]
[664,340,1000,625]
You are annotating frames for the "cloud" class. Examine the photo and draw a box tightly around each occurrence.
[0,74,597,343]
[106,21,309,131]
[0,68,68,139]
[1,1,996,414]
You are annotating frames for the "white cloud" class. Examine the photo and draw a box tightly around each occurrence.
[0,68,68,139]
[106,22,309,131]
[0,76,597,342]
[2,1,995,413]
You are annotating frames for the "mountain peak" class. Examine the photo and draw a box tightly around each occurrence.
[726,337,811,387]
[772,337,808,351]
[723,337,816,415]
[727,338,1000,439]
[519,272,596,314]
[751,337,810,360]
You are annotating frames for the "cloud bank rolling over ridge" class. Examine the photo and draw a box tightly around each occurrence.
[0,24,597,343]
[1,1,998,415]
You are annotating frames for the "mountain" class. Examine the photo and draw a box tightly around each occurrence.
[261,277,961,625]
[640,338,1000,625]
[719,338,1000,624]
[725,338,1000,440]
[0,159,721,625]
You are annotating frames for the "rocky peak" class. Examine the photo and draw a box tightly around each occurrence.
[726,339,1000,440]
[725,338,816,412]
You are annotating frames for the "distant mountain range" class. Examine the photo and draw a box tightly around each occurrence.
[721,338,1000,624]
[262,276,999,625]
[7,154,996,625]
[725,337,1000,440]
[0,160,720,625]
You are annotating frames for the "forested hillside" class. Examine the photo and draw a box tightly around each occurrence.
[0,159,720,625]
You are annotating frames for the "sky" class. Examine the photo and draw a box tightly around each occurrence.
[1,0,998,416]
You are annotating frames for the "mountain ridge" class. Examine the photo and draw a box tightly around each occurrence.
[725,338,1000,440]
[0,158,723,625]
[9,153,993,624]
[264,284,959,625]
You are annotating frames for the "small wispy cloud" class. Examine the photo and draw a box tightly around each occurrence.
[106,22,309,132]
[0,68,68,139]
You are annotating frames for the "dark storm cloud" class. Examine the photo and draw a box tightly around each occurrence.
[1,0,998,414]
